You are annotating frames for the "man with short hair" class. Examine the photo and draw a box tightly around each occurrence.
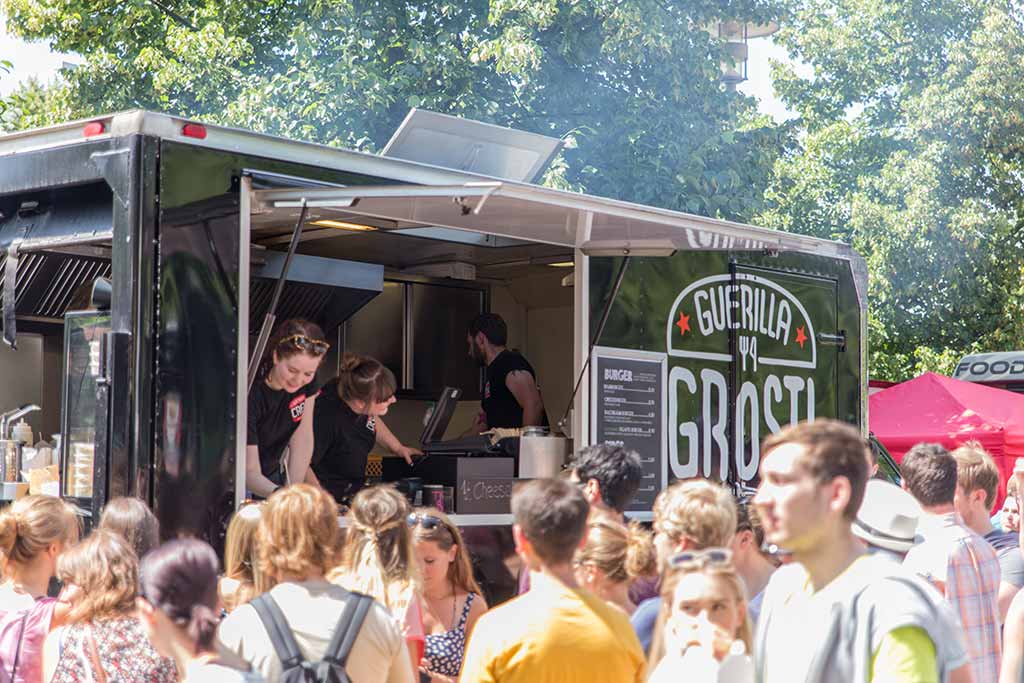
[952,442,1024,622]
[630,479,737,652]
[902,443,1001,683]
[520,443,643,595]
[730,501,778,623]
[459,478,644,683]
[466,313,547,430]
[569,443,643,521]
[753,420,949,683]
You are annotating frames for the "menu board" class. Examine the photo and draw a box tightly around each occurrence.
[591,348,666,512]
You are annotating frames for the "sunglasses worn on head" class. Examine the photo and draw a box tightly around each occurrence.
[669,547,733,568]
[407,513,443,530]
[278,334,330,355]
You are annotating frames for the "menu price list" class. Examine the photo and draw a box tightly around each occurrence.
[594,354,663,512]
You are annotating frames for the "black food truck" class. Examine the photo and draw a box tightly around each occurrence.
[0,110,868,601]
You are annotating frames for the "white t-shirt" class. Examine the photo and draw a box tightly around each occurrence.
[183,661,264,683]
[217,579,414,683]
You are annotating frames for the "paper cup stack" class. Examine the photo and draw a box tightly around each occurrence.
[70,443,94,497]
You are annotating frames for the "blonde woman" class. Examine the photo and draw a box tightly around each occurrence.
[0,495,79,683]
[220,502,268,612]
[43,530,176,683]
[218,484,413,682]
[647,549,753,683]
[411,508,489,682]
[574,515,657,615]
[330,485,424,672]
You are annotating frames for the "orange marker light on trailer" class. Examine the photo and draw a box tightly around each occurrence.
[82,121,105,137]
[181,123,207,140]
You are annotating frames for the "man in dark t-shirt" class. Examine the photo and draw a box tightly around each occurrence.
[467,313,548,430]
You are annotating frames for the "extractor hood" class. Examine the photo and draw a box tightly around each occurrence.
[250,252,383,335]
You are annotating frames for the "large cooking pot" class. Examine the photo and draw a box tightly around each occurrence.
[518,434,569,479]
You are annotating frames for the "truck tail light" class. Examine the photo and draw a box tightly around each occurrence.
[181,123,207,139]
[83,121,105,137]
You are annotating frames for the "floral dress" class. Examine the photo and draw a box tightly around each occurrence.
[50,615,177,683]
[422,593,477,677]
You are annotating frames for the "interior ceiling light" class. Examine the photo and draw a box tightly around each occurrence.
[308,219,378,232]
[546,261,575,267]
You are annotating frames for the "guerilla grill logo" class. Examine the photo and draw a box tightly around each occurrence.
[665,273,818,483]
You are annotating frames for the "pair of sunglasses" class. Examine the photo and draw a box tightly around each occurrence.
[669,547,733,568]
[407,513,443,530]
[278,334,330,355]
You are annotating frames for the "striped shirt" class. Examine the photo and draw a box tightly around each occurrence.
[904,512,1001,683]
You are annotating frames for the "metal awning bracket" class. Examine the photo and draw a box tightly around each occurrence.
[91,148,133,209]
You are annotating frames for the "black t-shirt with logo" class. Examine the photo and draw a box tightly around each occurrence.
[482,350,548,429]
[247,378,319,478]
[312,378,377,502]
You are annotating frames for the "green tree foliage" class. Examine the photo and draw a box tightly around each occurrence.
[760,0,1024,380]
[3,0,783,221]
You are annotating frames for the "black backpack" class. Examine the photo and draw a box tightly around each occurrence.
[251,590,373,683]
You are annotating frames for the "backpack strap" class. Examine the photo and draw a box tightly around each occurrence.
[251,594,306,670]
[322,591,373,672]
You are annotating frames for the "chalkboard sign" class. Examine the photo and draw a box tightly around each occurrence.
[591,348,667,512]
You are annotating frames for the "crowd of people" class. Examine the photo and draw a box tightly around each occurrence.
[4,420,1024,681]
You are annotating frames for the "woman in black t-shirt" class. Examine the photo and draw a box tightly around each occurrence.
[312,353,421,504]
[246,319,329,498]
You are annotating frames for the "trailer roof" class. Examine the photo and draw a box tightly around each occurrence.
[0,110,856,258]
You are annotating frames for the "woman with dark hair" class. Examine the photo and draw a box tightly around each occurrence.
[138,538,260,681]
[247,318,329,498]
[312,353,421,504]
[98,496,160,559]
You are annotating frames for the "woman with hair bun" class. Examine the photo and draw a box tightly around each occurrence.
[247,318,330,498]
[312,353,421,505]
[574,515,658,615]
[0,495,79,683]
[138,538,261,681]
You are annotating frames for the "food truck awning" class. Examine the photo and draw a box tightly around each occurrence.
[253,182,853,257]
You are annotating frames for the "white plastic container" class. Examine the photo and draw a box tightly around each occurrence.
[11,420,32,445]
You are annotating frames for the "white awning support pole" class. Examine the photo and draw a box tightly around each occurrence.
[572,210,593,450]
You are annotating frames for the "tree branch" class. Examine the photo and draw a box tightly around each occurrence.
[144,0,198,30]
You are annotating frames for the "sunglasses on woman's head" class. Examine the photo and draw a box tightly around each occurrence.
[407,513,443,530]
[669,547,733,568]
[278,334,330,355]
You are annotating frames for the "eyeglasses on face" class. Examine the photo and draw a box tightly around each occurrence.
[278,334,330,355]
[668,547,733,568]
[407,513,443,530]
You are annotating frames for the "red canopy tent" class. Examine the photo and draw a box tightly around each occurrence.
[870,371,1024,509]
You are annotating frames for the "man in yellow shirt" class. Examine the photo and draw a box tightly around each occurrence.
[752,420,951,683]
[459,478,645,683]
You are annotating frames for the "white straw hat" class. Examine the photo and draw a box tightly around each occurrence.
[853,479,922,553]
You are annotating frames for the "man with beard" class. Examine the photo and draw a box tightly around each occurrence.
[466,313,547,431]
